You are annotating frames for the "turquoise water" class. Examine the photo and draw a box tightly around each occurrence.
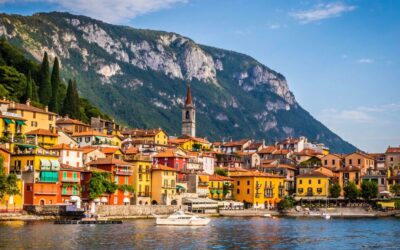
[0,217,399,249]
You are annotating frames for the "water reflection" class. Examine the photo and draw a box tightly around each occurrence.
[1,217,400,249]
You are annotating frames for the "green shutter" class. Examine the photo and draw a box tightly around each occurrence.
[16,120,26,125]
[62,186,67,195]
[63,172,67,179]
[73,172,77,180]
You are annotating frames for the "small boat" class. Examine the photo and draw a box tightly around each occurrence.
[155,211,210,226]
[322,213,331,220]
[263,214,272,218]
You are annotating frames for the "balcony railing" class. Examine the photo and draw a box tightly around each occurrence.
[115,170,133,176]
[138,168,150,173]
[306,192,314,197]
[162,185,176,189]
[62,177,80,182]
[137,192,150,197]
[62,191,81,196]
[198,181,209,186]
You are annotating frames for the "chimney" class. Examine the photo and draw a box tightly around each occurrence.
[26,99,31,106]
[45,106,48,112]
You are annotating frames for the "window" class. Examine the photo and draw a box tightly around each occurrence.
[298,188,303,193]
[324,160,327,165]
[33,112,36,118]
[115,176,119,184]
[237,181,240,185]
[62,186,67,195]
[237,189,240,194]
[318,179,321,184]
[332,160,336,165]
[381,178,384,185]
[63,172,67,179]
[317,188,322,193]
[247,189,250,194]
[73,172,77,180]
[247,180,250,185]
[299,180,302,184]
[139,174,142,181]
[186,110,190,120]
[357,159,361,165]
[308,180,311,184]
[125,176,128,184]
[390,157,394,162]
[349,159,352,165]
[85,137,90,143]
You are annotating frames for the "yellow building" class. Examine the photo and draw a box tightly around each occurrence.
[130,155,152,205]
[0,148,24,211]
[25,129,58,148]
[121,129,168,145]
[208,174,234,200]
[0,113,27,144]
[229,171,285,209]
[107,135,123,147]
[7,100,57,133]
[296,171,331,198]
[151,165,177,205]
[169,136,211,151]
[100,147,123,160]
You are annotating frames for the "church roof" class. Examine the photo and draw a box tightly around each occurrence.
[185,83,193,106]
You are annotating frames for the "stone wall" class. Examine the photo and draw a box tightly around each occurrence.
[96,205,185,217]
[24,205,66,215]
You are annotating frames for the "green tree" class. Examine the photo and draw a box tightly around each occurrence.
[361,180,378,201]
[390,184,400,196]
[329,182,341,198]
[0,65,26,100]
[277,196,296,210]
[343,182,360,201]
[89,172,118,199]
[61,79,80,119]
[31,79,40,102]
[0,155,19,200]
[38,52,52,105]
[49,57,61,112]
[22,71,33,102]
[215,168,228,177]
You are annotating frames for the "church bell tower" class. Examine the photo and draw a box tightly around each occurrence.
[181,83,196,137]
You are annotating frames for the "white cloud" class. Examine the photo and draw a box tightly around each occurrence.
[356,58,374,64]
[291,2,356,24]
[268,24,281,29]
[1,0,188,23]
[321,108,374,123]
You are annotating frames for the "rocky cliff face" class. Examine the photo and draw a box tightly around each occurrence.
[0,12,356,153]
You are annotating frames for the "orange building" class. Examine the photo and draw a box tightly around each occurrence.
[88,158,134,205]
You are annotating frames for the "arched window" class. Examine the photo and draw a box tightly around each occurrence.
[185,110,190,120]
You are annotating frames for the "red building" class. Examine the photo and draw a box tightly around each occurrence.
[153,149,188,181]
[58,164,83,205]
[87,158,134,205]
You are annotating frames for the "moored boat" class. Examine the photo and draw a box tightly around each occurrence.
[155,211,210,226]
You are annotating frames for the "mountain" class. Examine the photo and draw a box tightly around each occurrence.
[0,12,356,153]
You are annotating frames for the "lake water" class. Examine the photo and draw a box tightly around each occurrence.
[0,217,399,249]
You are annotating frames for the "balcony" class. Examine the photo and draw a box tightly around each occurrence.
[62,177,80,182]
[137,192,150,197]
[256,184,262,189]
[115,170,133,176]
[162,185,176,189]
[138,168,150,173]
[198,181,209,186]
[306,192,314,197]
[61,190,81,196]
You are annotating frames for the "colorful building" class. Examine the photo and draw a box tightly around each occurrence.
[296,171,331,199]
[229,171,285,209]
[88,158,134,205]
[208,174,234,200]
[130,155,152,205]
[56,117,90,134]
[0,112,26,144]
[151,164,177,205]
[25,129,58,148]
[153,148,188,181]
[50,143,83,168]
[121,128,168,145]
[0,147,23,211]
[58,165,82,206]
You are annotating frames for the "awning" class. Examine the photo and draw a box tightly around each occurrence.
[15,143,37,149]
[100,197,108,203]
[216,190,222,194]
[93,198,100,203]
[50,160,60,169]
[40,159,51,169]
[16,120,26,126]
[70,196,81,201]
[3,118,14,125]
[95,136,104,140]
[176,185,186,190]
[123,197,130,203]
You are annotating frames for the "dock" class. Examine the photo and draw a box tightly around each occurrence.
[54,220,123,224]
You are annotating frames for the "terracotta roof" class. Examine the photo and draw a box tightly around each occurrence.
[294,149,321,156]
[247,142,263,150]
[209,174,234,181]
[322,153,344,159]
[86,167,110,173]
[223,139,251,147]
[25,129,58,137]
[213,141,222,147]
[100,147,121,154]
[88,157,132,166]
[72,130,105,137]
[8,102,56,115]
[258,146,277,154]
[386,147,400,154]
[56,117,89,126]
[154,149,188,158]
[124,147,139,155]
[152,164,177,171]
[388,175,400,180]
[235,151,255,156]
[50,143,83,151]
[296,171,330,178]
[169,138,190,144]
[185,83,193,106]
[81,146,98,154]
[0,114,26,121]
[229,170,282,178]
[60,164,85,171]
[272,149,290,155]
[279,137,300,145]
[345,151,374,160]
[121,128,164,137]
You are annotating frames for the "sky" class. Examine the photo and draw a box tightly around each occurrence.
[0,0,399,153]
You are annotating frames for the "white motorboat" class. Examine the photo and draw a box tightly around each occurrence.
[322,213,331,220]
[155,211,210,226]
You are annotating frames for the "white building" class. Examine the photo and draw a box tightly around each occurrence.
[50,143,83,168]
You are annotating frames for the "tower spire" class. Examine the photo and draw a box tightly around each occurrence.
[185,82,193,106]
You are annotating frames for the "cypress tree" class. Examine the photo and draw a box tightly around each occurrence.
[31,79,39,102]
[38,52,51,105]
[49,57,60,112]
[62,79,80,119]
[22,71,33,102]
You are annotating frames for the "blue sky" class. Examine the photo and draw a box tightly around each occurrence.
[1,0,399,152]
